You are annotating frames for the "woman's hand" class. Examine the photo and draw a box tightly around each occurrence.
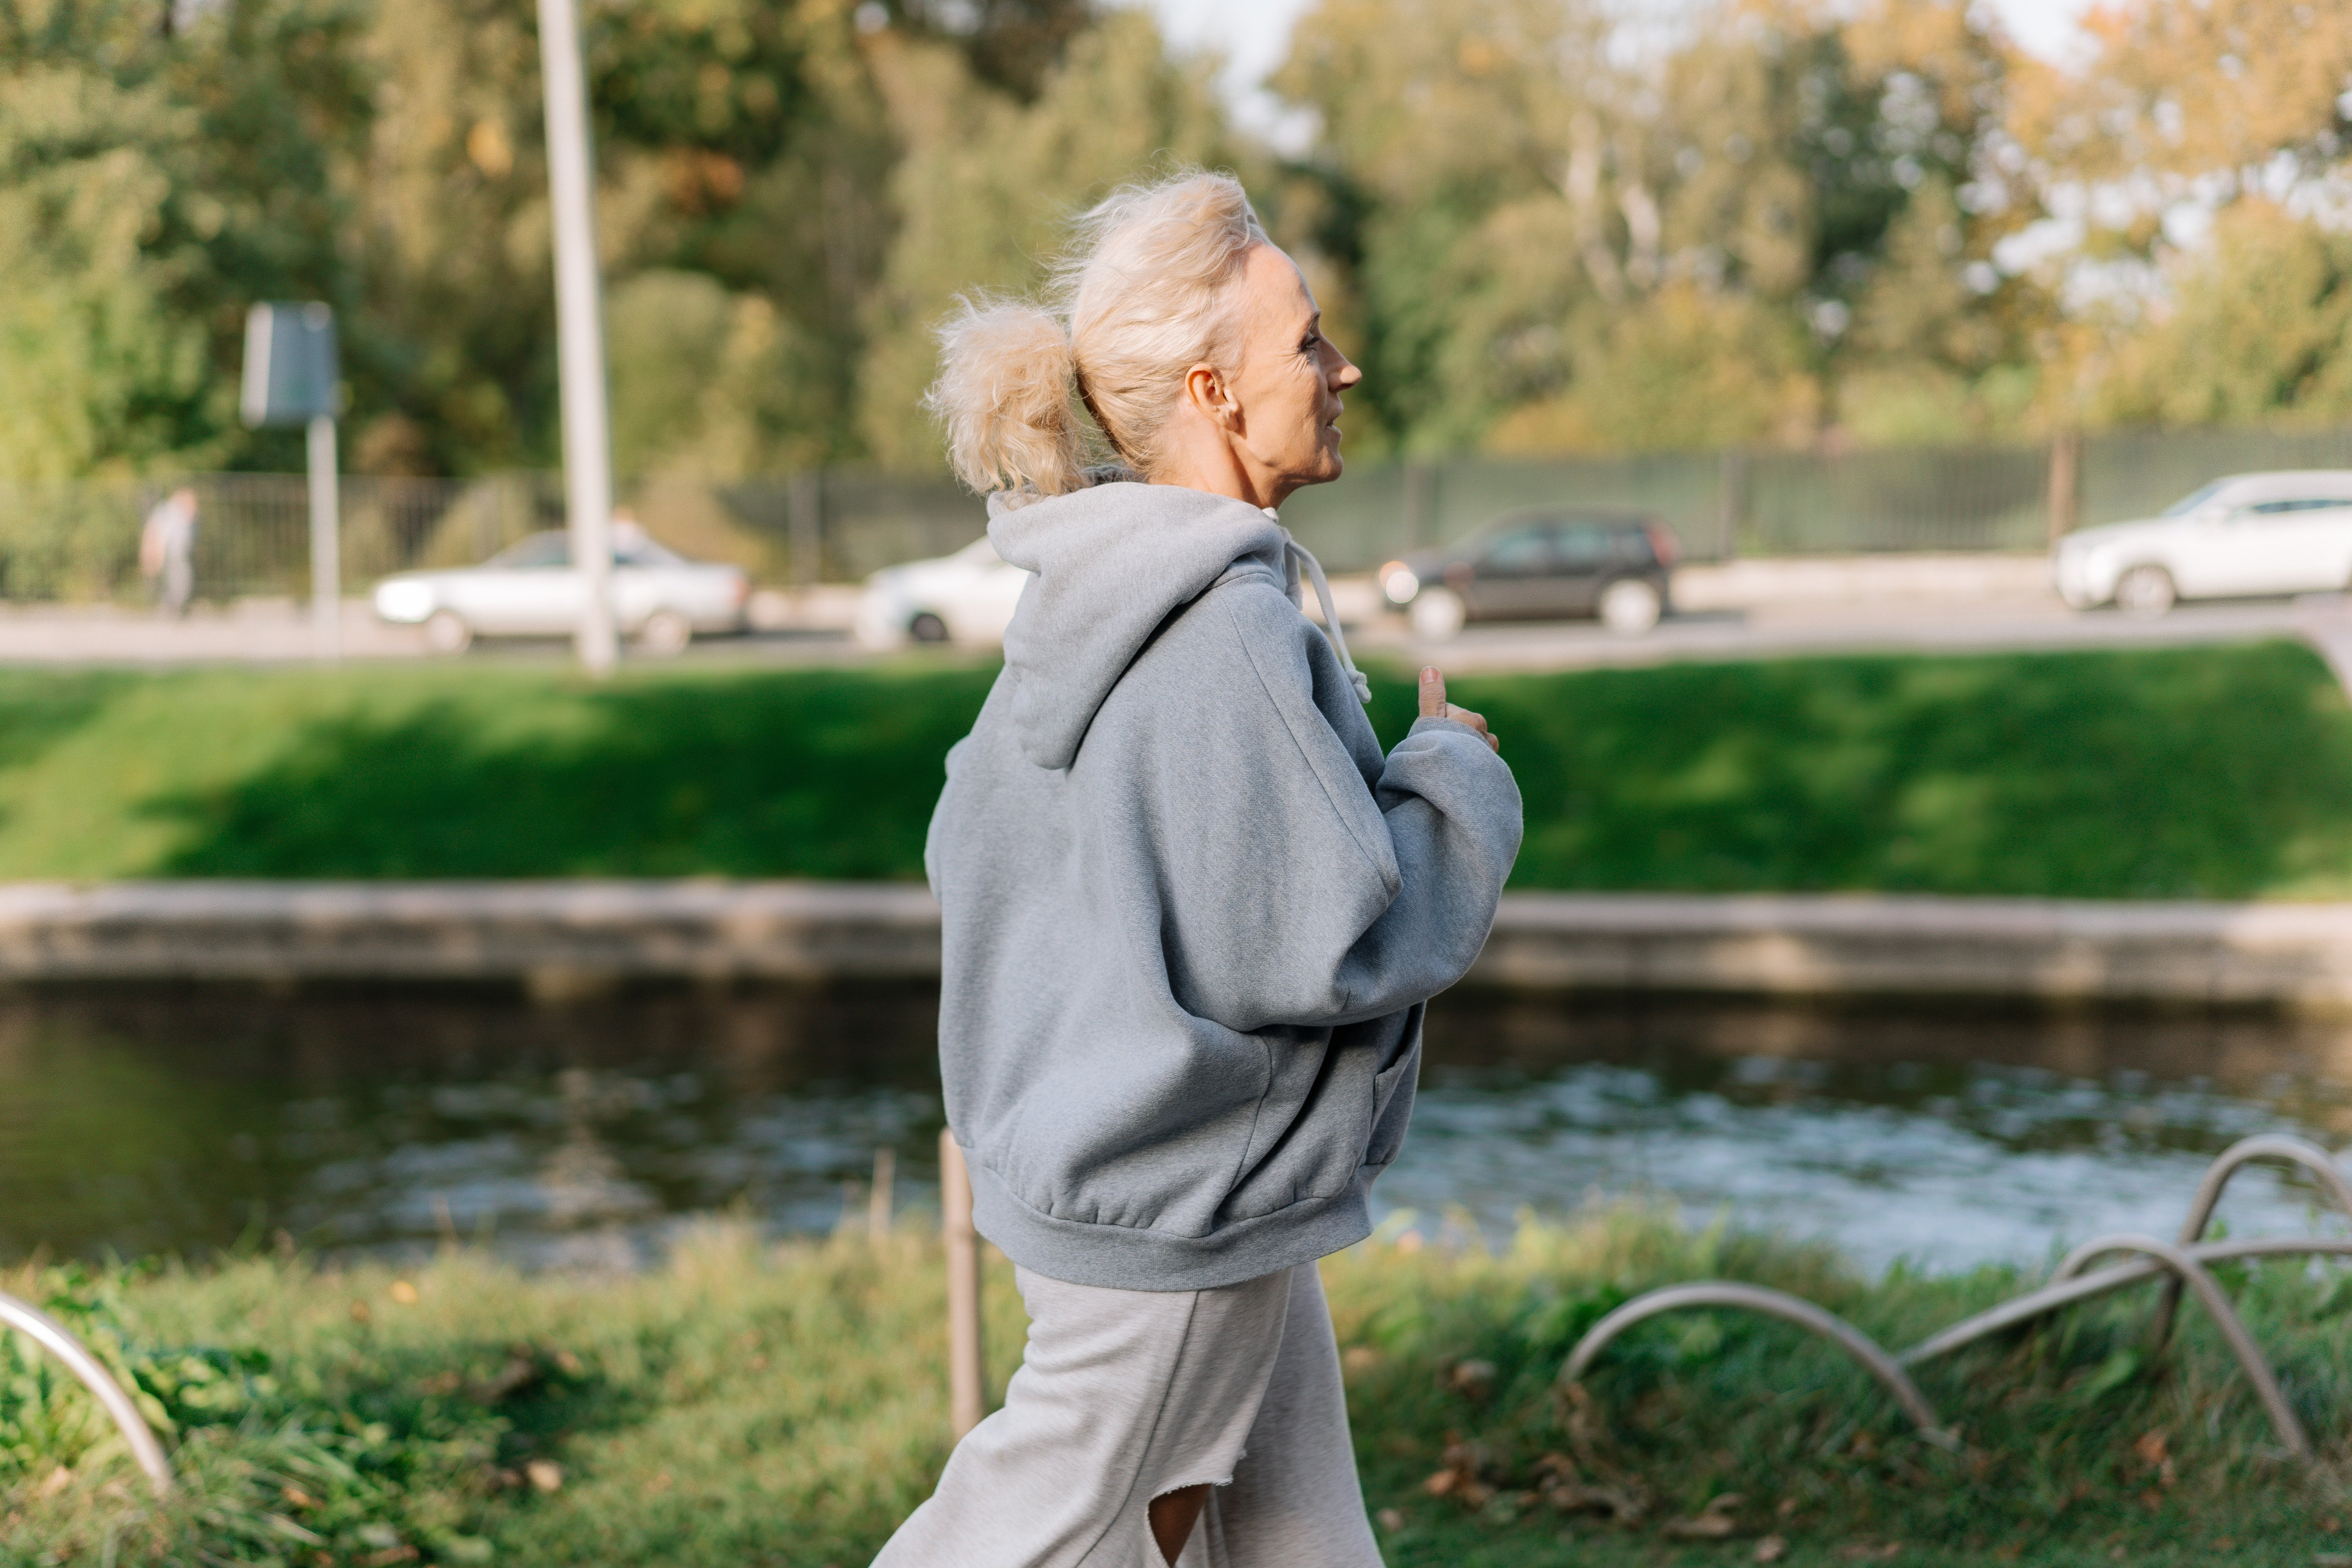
[1420,666,1499,753]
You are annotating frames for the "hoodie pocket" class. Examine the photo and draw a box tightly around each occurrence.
[1363,1049,1419,1170]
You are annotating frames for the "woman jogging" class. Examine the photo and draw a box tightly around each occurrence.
[876,169,1523,1568]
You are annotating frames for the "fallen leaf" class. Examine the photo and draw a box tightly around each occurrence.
[1663,1494,1744,1540]
[280,1485,317,1509]
[1543,1481,1646,1522]
[471,1355,541,1403]
[1755,1536,1788,1564]
[1445,1359,1497,1400]
[1423,1468,1461,1497]
[526,1459,564,1493]
[388,1280,419,1305]
[1374,1508,1404,1532]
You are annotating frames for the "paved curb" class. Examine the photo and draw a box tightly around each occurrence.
[1,882,2348,1009]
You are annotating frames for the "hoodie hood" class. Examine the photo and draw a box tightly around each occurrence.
[988,479,1285,771]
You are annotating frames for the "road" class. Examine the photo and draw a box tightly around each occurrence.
[2,559,2348,690]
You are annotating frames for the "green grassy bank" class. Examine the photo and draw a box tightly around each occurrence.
[0,640,2348,896]
[6,1212,2349,1566]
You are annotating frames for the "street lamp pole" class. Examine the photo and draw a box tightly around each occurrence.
[536,0,618,674]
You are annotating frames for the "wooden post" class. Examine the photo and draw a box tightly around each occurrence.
[788,470,823,588]
[1403,461,1437,550]
[2046,429,2082,546]
[1716,448,1748,561]
[940,1129,984,1441]
[868,1147,895,1238]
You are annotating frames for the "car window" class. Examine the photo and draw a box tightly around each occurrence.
[2244,498,2352,516]
[1479,527,1553,570]
[615,538,686,566]
[2159,482,2228,517]
[1557,524,1614,566]
[491,533,571,568]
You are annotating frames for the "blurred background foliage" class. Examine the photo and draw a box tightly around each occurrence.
[3,0,2350,484]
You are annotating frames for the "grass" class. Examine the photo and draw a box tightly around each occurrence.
[0,639,2347,895]
[5,1210,2351,1566]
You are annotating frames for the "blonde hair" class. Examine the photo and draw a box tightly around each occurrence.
[926,170,1269,497]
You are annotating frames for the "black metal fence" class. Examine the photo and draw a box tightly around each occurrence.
[7,425,2351,602]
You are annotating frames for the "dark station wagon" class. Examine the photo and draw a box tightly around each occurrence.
[1377,510,1680,639]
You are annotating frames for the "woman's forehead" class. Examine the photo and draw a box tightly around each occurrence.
[1243,244,1316,320]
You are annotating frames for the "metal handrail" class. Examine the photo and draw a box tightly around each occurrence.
[2152,1134,2352,1350]
[1562,1138,2352,1466]
[0,1288,173,1495]
[2049,1234,2309,1457]
[1559,1281,1961,1451]
[1898,1237,2352,1365]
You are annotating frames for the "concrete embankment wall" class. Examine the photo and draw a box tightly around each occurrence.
[2,882,2348,1010]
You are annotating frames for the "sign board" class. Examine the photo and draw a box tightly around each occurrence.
[240,302,339,428]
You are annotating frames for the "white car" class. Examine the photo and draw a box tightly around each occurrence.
[373,526,750,654]
[2054,470,2352,614]
[853,535,1029,649]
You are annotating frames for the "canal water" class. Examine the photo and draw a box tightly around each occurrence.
[4,984,2348,1275]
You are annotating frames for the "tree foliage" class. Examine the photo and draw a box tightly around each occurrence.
[3,0,2350,481]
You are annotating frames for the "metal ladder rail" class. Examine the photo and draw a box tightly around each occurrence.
[0,1288,174,1496]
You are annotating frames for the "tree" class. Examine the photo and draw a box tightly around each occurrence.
[2077,201,2352,428]
[855,9,1241,469]
[2008,0,2352,191]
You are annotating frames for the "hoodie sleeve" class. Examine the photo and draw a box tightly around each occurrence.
[1096,580,1523,1034]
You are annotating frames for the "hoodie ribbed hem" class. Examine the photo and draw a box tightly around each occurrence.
[966,1154,1383,1292]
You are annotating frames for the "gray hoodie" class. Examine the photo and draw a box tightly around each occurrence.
[925,478,1523,1291]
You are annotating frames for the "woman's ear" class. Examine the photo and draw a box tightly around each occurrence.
[1184,363,1239,430]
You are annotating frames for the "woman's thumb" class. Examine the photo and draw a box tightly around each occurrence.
[1419,666,1446,719]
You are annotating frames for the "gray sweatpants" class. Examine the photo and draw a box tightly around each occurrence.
[872,1261,1384,1568]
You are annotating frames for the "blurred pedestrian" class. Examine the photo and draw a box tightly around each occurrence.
[140,486,198,616]
[875,171,1522,1568]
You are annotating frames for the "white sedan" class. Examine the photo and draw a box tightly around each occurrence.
[2054,470,2352,614]
[852,535,1029,649]
[373,526,750,654]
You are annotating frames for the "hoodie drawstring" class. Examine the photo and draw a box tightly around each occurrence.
[1282,535,1372,705]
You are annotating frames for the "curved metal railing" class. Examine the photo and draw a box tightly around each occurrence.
[1559,1281,1959,1450]
[0,1288,174,1496]
[1560,1134,2351,1463]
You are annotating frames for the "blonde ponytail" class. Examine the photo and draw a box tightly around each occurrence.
[926,299,1087,497]
[924,169,1267,498]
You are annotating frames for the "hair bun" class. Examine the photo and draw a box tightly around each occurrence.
[926,169,1266,497]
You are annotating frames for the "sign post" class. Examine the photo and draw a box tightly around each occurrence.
[241,302,341,661]
[535,0,619,674]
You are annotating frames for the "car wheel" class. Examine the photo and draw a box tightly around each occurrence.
[1599,577,1664,635]
[1409,586,1466,641]
[422,610,473,655]
[638,609,693,656]
[2114,564,2176,616]
[908,611,951,644]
